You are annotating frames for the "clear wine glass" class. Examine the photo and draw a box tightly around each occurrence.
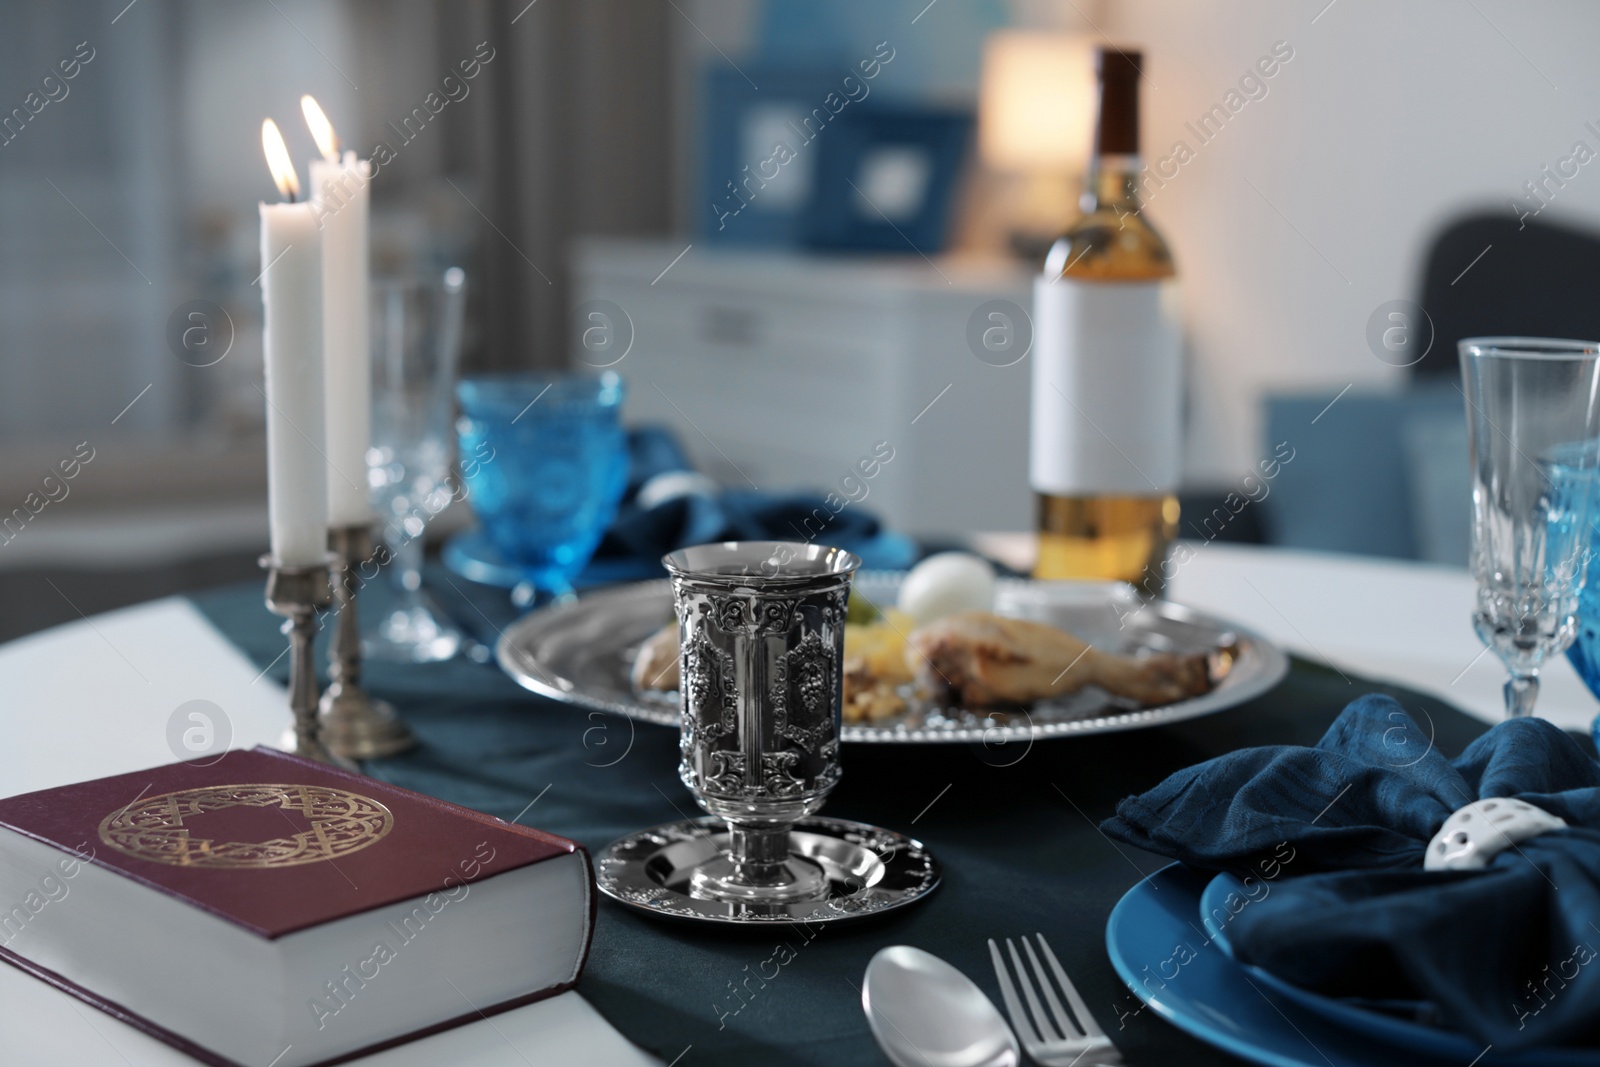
[364,267,468,662]
[1460,337,1600,717]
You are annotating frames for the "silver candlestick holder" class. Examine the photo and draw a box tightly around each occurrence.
[318,524,416,760]
[260,554,349,768]
[595,541,940,925]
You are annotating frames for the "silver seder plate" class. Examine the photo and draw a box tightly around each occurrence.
[496,572,1290,744]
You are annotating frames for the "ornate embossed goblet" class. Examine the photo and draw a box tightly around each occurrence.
[595,540,941,924]
[666,540,857,903]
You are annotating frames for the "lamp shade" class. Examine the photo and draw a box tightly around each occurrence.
[978,31,1096,173]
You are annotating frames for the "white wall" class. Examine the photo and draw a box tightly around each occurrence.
[1093,0,1600,483]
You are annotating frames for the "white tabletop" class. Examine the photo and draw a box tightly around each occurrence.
[0,598,657,1067]
[1168,542,1595,734]
[0,543,1592,1065]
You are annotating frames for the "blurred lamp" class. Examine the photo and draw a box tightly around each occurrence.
[979,31,1096,173]
[978,31,1096,257]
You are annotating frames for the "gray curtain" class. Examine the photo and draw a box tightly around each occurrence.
[411,0,679,372]
[0,0,676,455]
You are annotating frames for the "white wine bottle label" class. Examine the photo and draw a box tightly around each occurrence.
[1029,276,1182,495]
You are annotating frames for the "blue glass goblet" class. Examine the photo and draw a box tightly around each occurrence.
[455,372,628,604]
[1566,546,1600,751]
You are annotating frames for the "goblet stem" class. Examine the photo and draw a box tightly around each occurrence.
[1505,670,1540,718]
[388,519,424,593]
[727,824,793,887]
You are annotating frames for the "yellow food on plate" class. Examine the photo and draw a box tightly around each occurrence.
[844,609,915,681]
[842,610,915,723]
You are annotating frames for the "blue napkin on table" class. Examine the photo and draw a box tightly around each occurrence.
[1102,694,1600,1051]
[581,426,916,583]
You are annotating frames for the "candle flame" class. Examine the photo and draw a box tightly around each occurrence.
[301,95,339,163]
[261,119,300,200]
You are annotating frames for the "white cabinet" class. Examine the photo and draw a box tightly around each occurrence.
[571,238,1034,538]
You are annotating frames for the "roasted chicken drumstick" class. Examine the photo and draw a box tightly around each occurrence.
[907,611,1212,707]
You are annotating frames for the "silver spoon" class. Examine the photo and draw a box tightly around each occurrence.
[863,945,1021,1067]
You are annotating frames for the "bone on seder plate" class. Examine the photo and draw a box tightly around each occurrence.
[631,623,681,692]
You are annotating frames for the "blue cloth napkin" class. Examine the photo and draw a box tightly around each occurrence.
[1102,694,1600,1051]
[583,425,916,582]
[602,489,886,559]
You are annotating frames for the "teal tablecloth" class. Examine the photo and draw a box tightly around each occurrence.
[189,570,1493,1067]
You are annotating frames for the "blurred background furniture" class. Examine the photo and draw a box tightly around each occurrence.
[1259,385,1469,565]
[1257,211,1600,566]
[1413,213,1600,379]
[573,238,1032,537]
[12,0,1600,638]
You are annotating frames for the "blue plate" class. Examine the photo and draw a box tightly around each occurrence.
[1197,872,1600,1067]
[442,528,538,589]
[1107,864,1477,1067]
[443,528,662,591]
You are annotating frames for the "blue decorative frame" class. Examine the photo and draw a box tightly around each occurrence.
[801,107,973,254]
[699,66,842,247]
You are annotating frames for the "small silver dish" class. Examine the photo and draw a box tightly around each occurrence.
[596,815,940,925]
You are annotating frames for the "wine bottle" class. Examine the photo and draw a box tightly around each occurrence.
[1030,46,1181,591]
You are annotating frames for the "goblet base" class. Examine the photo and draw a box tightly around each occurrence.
[596,815,939,925]
[689,852,830,903]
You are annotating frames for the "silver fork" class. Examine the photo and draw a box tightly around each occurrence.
[988,934,1122,1067]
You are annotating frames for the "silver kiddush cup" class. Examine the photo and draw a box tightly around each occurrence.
[665,540,857,903]
[595,540,940,924]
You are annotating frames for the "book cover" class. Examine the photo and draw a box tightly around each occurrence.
[0,747,594,1067]
[0,746,581,938]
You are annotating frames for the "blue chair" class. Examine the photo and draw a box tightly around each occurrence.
[1258,211,1600,564]
[1259,384,1468,564]
[1413,213,1600,379]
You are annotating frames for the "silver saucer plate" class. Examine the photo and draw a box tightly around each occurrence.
[596,815,939,924]
[496,572,1290,744]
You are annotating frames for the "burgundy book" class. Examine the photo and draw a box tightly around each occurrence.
[0,747,593,1067]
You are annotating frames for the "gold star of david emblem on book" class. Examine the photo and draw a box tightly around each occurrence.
[98,783,393,869]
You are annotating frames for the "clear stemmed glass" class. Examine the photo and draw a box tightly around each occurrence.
[364,267,468,662]
[1460,337,1600,717]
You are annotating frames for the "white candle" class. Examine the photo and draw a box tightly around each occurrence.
[303,96,373,526]
[259,118,328,565]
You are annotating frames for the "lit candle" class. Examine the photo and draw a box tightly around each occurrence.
[259,118,328,565]
[302,95,373,527]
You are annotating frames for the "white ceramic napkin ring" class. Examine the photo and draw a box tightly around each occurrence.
[1424,797,1568,871]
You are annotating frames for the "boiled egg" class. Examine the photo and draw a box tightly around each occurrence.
[896,552,996,625]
